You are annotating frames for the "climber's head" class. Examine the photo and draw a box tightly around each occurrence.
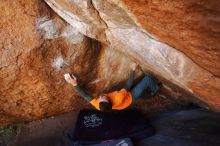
[98,95,112,112]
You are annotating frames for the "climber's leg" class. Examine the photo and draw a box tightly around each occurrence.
[131,74,160,102]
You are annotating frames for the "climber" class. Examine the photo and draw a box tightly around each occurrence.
[64,63,160,112]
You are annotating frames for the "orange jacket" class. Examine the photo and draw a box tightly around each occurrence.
[90,89,132,110]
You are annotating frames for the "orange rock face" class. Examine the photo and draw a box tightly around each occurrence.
[44,0,220,111]
[0,0,136,124]
[0,0,220,124]
[122,0,220,77]
[119,0,220,109]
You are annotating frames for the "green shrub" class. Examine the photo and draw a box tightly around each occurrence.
[0,123,23,138]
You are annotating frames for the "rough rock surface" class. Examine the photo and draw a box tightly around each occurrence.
[0,0,220,124]
[121,0,220,77]
[0,0,139,124]
[45,0,220,111]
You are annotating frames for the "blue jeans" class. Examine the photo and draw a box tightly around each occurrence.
[124,72,160,102]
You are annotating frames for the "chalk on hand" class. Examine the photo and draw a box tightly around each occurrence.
[64,73,70,81]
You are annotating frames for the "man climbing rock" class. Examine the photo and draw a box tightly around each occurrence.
[64,63,160,112]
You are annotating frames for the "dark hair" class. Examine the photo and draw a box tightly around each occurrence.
[99,102,112,112]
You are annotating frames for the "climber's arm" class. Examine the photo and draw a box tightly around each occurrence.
[124,70,135,90]
[124,63,138,90]
[64,73,93,101]
[73,85,93,101]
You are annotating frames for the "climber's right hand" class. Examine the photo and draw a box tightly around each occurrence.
[131,62,139,71]
[64,73,78,86]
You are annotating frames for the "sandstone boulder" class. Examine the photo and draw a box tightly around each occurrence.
[45,0,220,111]
[0,0,220,124]
[0,0,138,124]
